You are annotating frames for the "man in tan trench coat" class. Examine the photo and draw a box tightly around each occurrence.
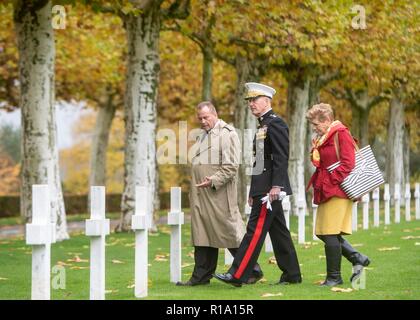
[176,101,263,286]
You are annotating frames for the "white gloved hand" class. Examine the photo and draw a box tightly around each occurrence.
[261,191,287,211]
[261,195,272,211]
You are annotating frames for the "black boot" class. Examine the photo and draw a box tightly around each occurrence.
[320,245,343,286]
[340,238,370,282]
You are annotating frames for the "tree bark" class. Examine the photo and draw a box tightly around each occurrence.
[201,47,213,101]
[305,77,321,206]
[386,95,405,196]
[89,97,117,188]
[403,125,410,187]
[349,90,370,147]
[15,0,68,240]
[118,5,161,232]
[287,75,310,214]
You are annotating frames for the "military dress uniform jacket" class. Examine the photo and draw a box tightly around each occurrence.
[249,109,292,198]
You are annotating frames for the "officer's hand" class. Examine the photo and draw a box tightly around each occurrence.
[248,197,253,207]
[195,176,212,188]
[269,186,282,202]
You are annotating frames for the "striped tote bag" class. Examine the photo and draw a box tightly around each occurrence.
[327,137,384,200]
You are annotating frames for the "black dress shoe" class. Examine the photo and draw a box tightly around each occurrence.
[246,272,264,284]
[278,275,302,285]
[213,273,242,287]
[176,280,210,286]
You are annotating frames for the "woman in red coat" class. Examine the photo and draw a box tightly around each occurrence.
[306,103,370,286]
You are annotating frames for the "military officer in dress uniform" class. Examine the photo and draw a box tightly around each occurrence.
[214,83,302,287]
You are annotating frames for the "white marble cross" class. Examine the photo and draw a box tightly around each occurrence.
[394,184,401,223]
[297,197,306,244]
[131,186,149,298]
[372,188,380,227]
[383,184,390,225]
[26,185,54,300]
[167,187,184,283]
[85,186,110,300]
[362,193,370,230]
[404,183,411,222]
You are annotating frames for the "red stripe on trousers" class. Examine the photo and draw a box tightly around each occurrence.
[234,204,268,279]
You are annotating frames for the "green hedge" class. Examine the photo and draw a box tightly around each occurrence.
[0,192,190,218]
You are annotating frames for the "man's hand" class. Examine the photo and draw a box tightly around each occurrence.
[195,176,212,188]
[269,186,282,203]
[248,197,253,207]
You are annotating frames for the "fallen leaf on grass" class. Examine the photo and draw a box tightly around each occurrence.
[331,287,353,293]
[149,232,160,237]
[154,254,168,262]
[352,243,364,247]
[67,255,88,263]
[261,292,283,297]
[401,235,420,240]
[127,284,135,289]
[111,259,125,264]
[268,256,276,264]
[56,261,73,267]
[415,242,420,246]
[318,255,326,259]
[403,229,412,233]
[181,263,194,268]
[70,266,89,270]
[124,243,135,247]
[0,277,9,281]
[378,247,400,251]
[105,289,119,294]
[187,251,194,258]
[313,280,324,285]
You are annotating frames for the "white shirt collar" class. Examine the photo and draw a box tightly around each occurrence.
[259,108,272,119]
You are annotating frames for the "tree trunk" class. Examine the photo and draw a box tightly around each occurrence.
[233,55,260,213]
[201,47,213,101]
[305,77,320,206]
[89,99,117,188]
[118,6,160,232]
[350,90,370,147]
[403,126,410,187]
[350,105,370,147]
[386,95,405,196]
[15,0,68,240]
[287,76,310,214]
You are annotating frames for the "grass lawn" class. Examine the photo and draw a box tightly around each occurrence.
[0,212,419,300]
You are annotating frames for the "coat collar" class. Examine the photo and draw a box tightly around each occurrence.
[208,119,227,136]
[258,109,274,125]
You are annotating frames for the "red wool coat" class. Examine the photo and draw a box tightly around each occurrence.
[308,127,356,205]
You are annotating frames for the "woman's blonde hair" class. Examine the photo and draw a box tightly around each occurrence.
[306,103,334,122]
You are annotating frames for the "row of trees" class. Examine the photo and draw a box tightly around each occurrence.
[0,0,418,240]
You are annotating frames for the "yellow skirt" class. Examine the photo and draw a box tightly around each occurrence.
[315,197,353,235]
